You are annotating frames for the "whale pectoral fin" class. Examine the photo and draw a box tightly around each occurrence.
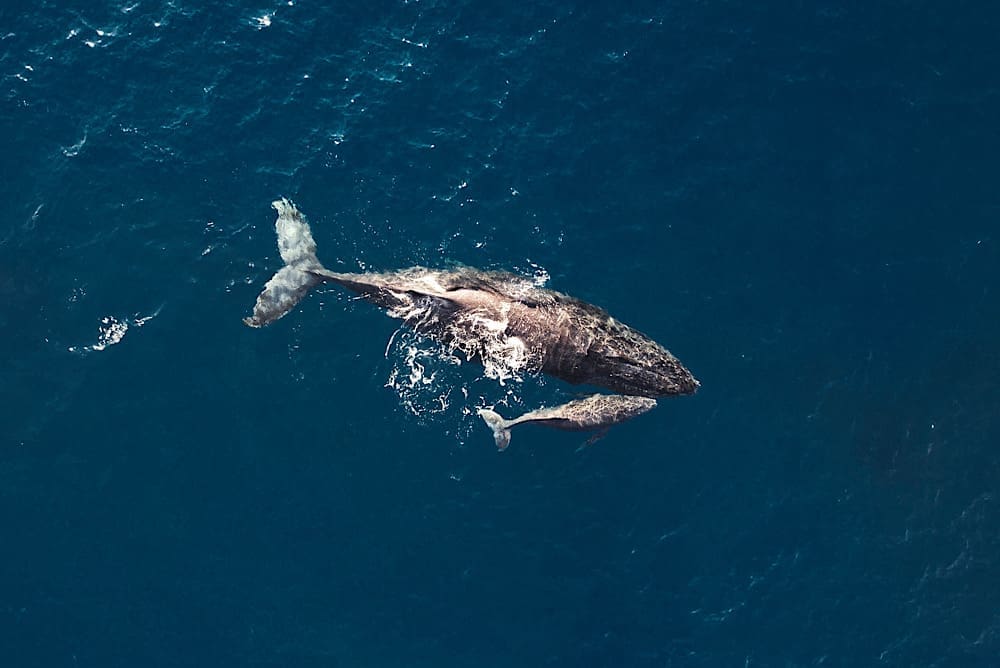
[244,266,322,327]
[577,428,610,452]
[477,408,512,451]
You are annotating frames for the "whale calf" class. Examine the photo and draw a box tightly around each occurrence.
[245,199,698,445]
[477,394,658,450]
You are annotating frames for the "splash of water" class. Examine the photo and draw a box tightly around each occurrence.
[68,305,162,354]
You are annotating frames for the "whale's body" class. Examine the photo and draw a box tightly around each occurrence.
[478,394,658,450]
[245,199,698,445]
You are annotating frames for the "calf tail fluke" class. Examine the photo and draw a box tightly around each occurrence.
[244,199,326,328]
[477,408,513,451]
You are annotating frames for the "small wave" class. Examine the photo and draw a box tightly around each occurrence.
[25,204,42,231]
[250,2,295,31]
[61,132,87,157]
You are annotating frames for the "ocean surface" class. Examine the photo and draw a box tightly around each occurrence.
[2,1,999,666]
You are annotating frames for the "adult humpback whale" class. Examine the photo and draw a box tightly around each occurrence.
[245,199,698,445]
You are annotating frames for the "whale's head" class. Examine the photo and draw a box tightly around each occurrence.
[575,317,700,398]
[607,355,700,397]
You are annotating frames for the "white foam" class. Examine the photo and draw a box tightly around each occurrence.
[62,132,88,157]
[68,316,127,353]
[68,307,161,354]
[384,333,460,417]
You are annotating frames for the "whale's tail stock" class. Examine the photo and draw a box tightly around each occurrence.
[244,199,326,328]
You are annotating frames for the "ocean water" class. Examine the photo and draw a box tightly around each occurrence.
[2,1,999,666]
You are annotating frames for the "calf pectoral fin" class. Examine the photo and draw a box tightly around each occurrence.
[584,428,610,447]
[576,428,610,453]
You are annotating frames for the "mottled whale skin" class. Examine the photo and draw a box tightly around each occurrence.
[478,394,658,451]
[245,199,698,445]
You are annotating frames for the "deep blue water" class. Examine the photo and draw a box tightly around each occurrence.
[3,1,999,666]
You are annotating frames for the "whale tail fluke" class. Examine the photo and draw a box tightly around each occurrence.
[477,408,512,451]
[244,199,326,328]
